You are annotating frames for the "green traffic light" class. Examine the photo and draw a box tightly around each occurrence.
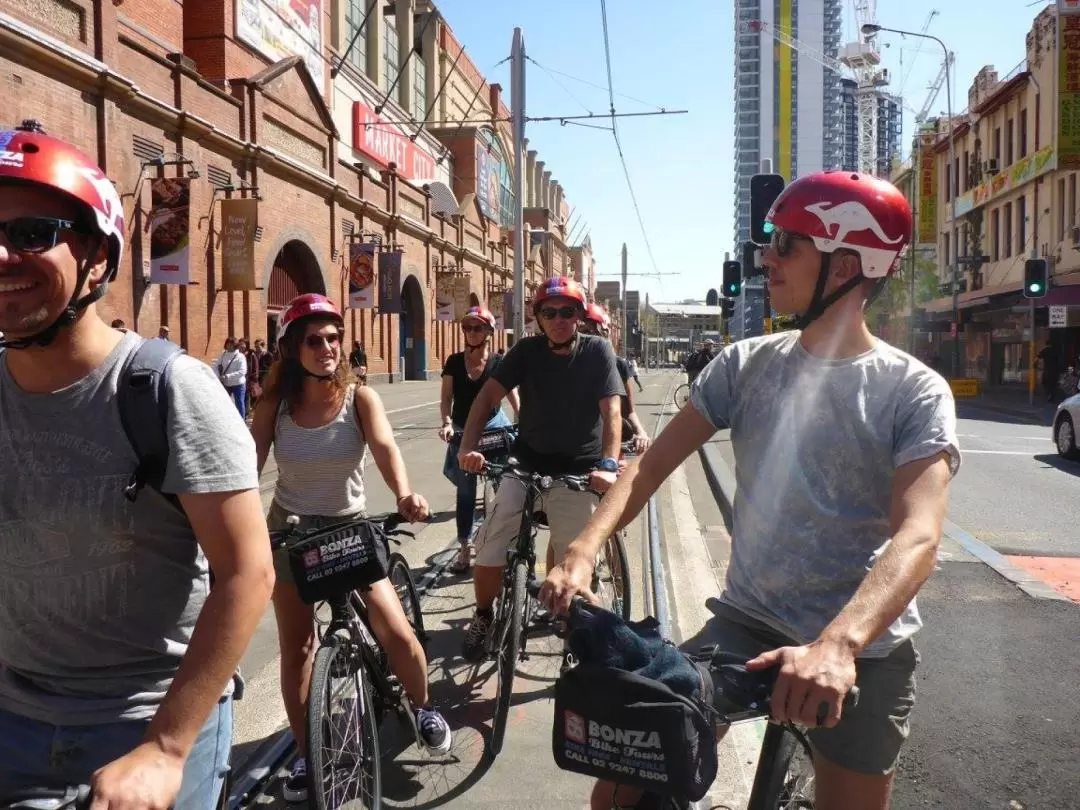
[763,222,775,234]
[1028,282,1042,292]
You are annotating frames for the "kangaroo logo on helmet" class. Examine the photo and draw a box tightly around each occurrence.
[805,201,903,246]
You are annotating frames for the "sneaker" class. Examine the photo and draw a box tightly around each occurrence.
[449,542,472,574]
[282,757,308,803]
[415,706,453,754]
[462,610,493,661]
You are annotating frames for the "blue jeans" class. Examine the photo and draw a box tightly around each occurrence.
[0,696,232,810]
[443,411,513,542]
[226,384,246,419]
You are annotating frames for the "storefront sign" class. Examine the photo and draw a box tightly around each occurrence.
[949,146,1057,219]
[149,178,191,285]
[348,242,377,309]
[475,128,513,227]
[1060,0,1080,14]
[435,274,470,322]
[1050,305,1068,327]
[917,136,938,244]
[949,378,980,398]
[378,250,402,313]
[1061,17,1080,171]
[220,198,259,290]
[489,290,505,329]
[351,102,437,181]
[237,0,324,87]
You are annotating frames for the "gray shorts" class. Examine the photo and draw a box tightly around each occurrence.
[267,500,367,586]
[700,601,918,775]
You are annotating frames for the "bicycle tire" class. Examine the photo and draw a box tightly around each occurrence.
[672,383,690,409]
[595,532,632,621]
[746,722,814,810]
[387,552,426,643]
[489,559,527,759]
[307,639,382,810]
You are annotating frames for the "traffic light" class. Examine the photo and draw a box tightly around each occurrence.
[1023,258,1049,298]
[706,288,719,306]
[750,173,786,245]
[721,298,735,319]
[743,241,760,277]
[722,260,742,297]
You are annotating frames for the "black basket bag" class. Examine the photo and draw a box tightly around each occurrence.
[286,519,390,605]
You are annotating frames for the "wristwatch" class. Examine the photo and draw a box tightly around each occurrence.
[595,458,619,474]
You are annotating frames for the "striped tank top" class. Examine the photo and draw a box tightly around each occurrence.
[272,385,367,517]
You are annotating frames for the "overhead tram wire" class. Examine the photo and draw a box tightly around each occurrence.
[524,57,668,113]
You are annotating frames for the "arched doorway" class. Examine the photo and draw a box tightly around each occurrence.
[266,240,325,349]
[399,273,427,380]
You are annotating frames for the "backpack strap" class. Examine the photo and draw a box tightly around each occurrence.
[118,338,185,510]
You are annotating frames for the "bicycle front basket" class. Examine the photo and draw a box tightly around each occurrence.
[476,426,516,458]
[286,520,390,605]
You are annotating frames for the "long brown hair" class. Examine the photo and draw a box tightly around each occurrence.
[262,315,355,410]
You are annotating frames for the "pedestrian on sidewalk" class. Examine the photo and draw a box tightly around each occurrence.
[1038,342,1060,402]
[214,336,248,418]
[349,339,367,381]
[627,355,643,391]
[438,306,519,574]
[251,294,453,803]
[543,171,959,810]
[0,121,273,809]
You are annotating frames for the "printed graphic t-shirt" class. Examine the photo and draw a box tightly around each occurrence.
[0,332,258,724]
[690,332,960,658]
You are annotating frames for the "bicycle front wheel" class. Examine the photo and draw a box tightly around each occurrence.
[387,552,426,644]
[594,532,632,620]
[489,559,527,759]
[673,383,690,409]
[747,723,815,810]
[307,639,382,810]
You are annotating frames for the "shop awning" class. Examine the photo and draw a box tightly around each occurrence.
[1041,285,1080,306]
[416,180,459,217]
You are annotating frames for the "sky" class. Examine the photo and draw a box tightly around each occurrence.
[433,0,1050,304]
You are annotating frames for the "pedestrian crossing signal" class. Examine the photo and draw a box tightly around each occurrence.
[721,298,735,319]
[750,174,786,245]
[1023,258,1048,298]
[722,261,742,297]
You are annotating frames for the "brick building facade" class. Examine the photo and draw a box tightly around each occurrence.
[0,0,577,379]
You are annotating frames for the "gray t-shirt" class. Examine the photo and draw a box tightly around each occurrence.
[691,332,960,658]
[0,332,258,724]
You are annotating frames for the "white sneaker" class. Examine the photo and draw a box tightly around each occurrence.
[416,706,453,754]
[282,757,308,803]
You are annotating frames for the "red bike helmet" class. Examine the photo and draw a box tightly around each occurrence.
[277,293,343,344]
[533,276,587,314]
[583,302,611,331]
[461,306,496,330]
[764,170,912,327]
[0,120,127,348]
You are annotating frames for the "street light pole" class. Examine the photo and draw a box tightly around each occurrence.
[864,24,955,376]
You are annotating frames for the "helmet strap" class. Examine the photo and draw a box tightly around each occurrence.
[793,253,864,330]
[546,332,578,352]
[0,237,107,350]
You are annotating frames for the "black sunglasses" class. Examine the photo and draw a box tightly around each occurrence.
[0,217,88,253]
[461,324,488,334]
[770,228,813,258]
[305,333,341,349]
[539,305,578,321]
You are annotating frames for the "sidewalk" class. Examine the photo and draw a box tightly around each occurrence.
[957,386,1058,425]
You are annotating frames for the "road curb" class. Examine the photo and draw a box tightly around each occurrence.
[696,439,1072,604]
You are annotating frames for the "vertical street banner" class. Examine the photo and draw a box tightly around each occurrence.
[1061,15,1080,170]
[488,290,505,328]
[219,198,259,290]
[148,178,191,284]
[917,135,938,244]
[348,243,377,309]
[452,276,472,320]
[378,250,403,313]
[435,274,455,321]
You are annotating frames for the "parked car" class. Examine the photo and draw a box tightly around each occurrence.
[1053,391,1080,460]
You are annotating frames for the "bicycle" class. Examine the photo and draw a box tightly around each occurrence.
[269,513,428,810]
[476,461,633,760]
[672,382,690,410]
[0,787,91,810]
[451,425,517,522]
[545,594,859,810]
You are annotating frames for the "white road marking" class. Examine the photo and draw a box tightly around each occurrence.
[958,433,1051,441]
[386,399,439,415]
[962,449,1044,455]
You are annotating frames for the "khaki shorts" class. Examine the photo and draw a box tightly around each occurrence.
[700,601,918,775]
[473,476,599,567]
[267,500,367,586]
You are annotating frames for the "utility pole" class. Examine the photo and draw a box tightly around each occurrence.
[620,243,628,356]
[511,28,527,339]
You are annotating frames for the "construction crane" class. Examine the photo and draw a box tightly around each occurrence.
[914,54,953,124]
[895,10,940,96]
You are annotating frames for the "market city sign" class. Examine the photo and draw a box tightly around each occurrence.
[351,101,437,181]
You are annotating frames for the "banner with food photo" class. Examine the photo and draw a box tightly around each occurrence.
[348,242,377,309]
[488,290,505,328]
[377,250,402,313]
[219,198,259,290]
[148,177,192,284]
[435,273,456,321]
[452,276,472,320]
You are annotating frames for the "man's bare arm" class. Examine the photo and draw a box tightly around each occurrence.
[599,394,621,460]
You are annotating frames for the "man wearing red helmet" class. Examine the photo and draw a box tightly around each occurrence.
[457,277,624,660]
[545,171,960,809]
[0,122,274,808]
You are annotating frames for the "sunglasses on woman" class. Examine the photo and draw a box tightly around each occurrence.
[461,324,488,334]
[0,217,89,253]
[770,228,813,258]
[305,333,341,349]
[539,305,578,321]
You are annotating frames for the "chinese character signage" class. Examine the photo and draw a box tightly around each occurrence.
[219,199,259,290]
[1062,17,1080,170]
[378,250,402,313]
[348,243,376,309]
[917,136,938,245]
[149,178,191,285]
[236,0,324,87]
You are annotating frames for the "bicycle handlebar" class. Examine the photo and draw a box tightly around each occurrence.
[480,461,592,492]
[0,786,92,810]
[269,513,414,550]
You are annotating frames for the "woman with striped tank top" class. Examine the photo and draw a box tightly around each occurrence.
[251,294,451,804]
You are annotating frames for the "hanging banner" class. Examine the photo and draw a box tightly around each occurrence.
[917,136,938,245]
[219,198,259,290]
[452,276,472,320]
[435,274,455,321]
[348,243,377,309]
[489,290,505,329]
[378,250,402,313]
[148,177,191,284]
[1060,16,1080,170]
